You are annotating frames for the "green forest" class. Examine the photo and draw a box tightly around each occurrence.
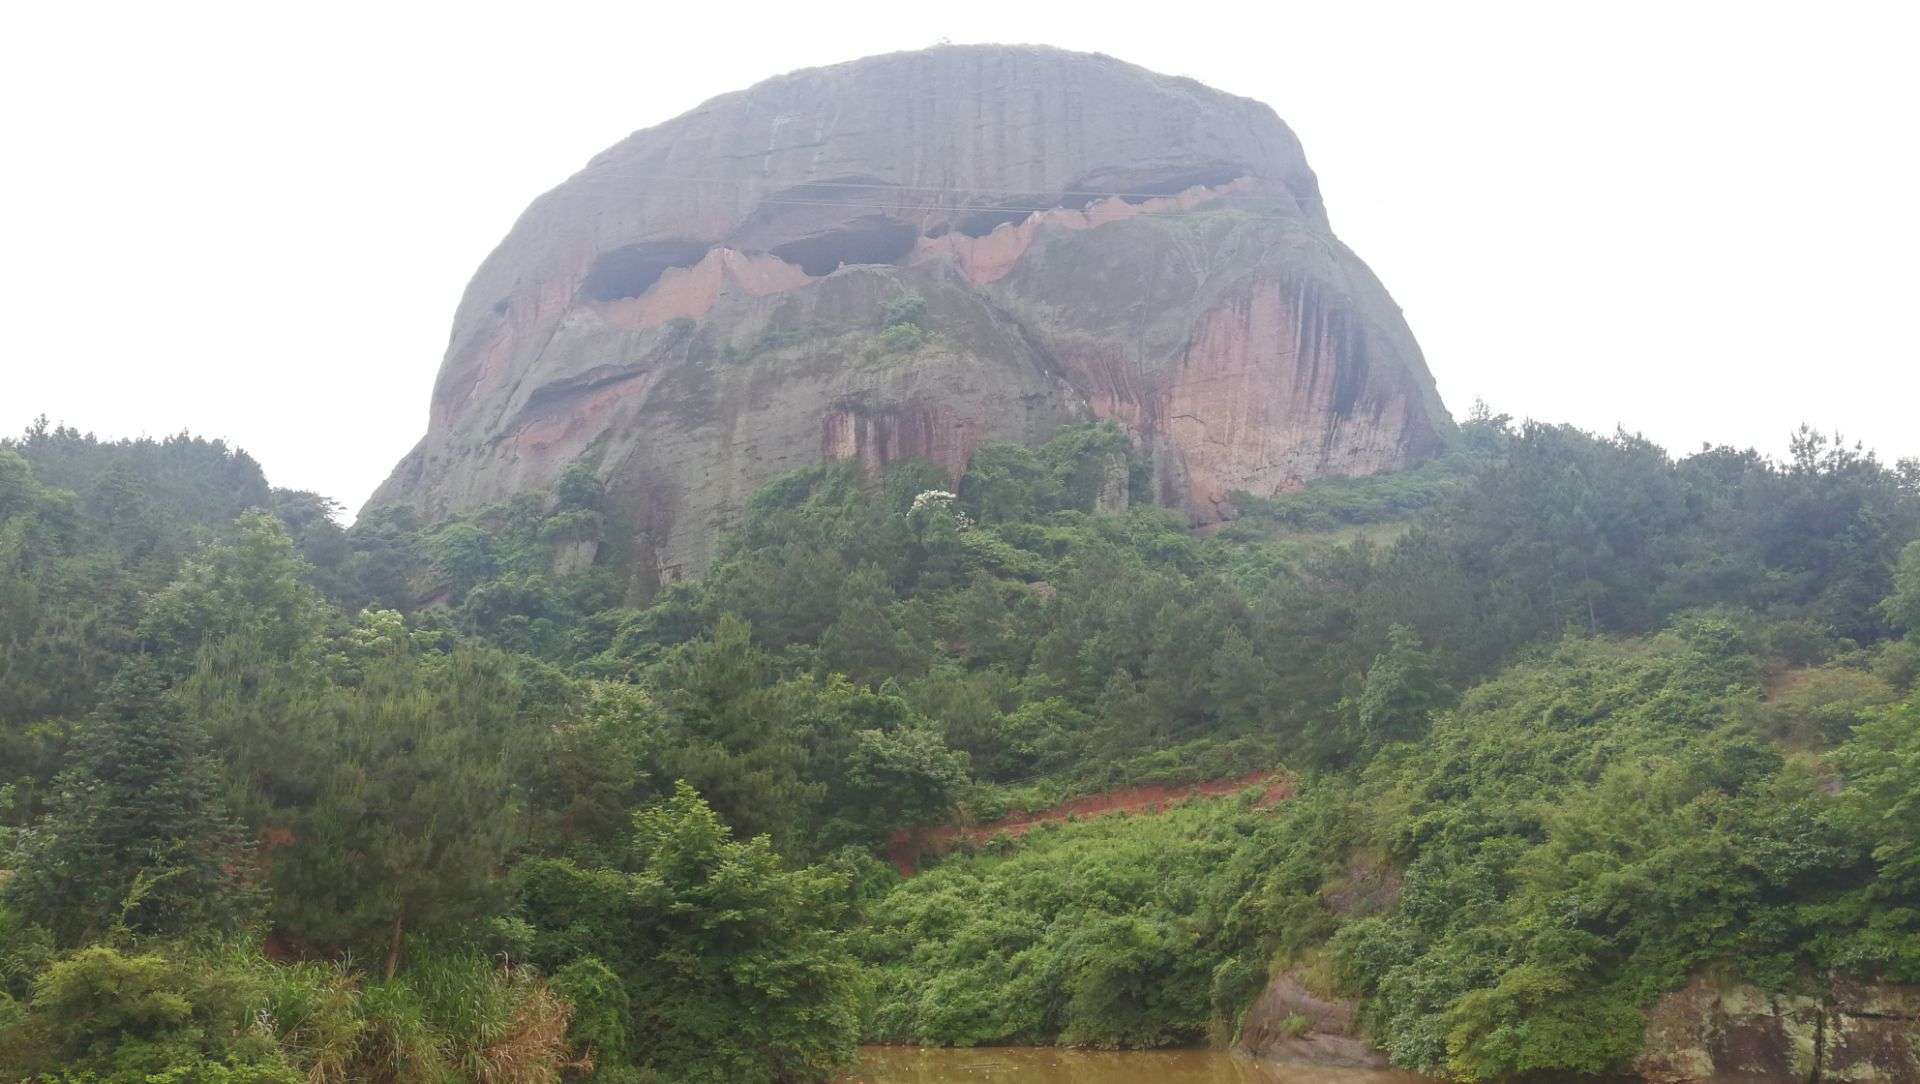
[3,409,1919,1082]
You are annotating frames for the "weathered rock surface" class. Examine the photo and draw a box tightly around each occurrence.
[369,45,1453,578]
[1635,975,1920,1083]
[1235,969,1396,1071]
[1234,969,1920,1082]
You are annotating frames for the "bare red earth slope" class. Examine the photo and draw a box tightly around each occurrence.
[885,771,1293,876]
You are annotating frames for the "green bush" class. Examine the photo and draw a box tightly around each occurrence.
[0,946,293,1082]
[549,957,629,1079]
[862,788,1297,1049]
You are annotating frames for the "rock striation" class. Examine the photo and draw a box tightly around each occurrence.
[368,45,1454,579]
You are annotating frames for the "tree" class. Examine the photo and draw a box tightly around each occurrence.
[1835,694,1920,908]
[1142,596,1228,733]
[1355,625,1452,746]
[516,783,862,1083]
[653,616,823,849]
[905,667,1024,781]
[1882,541,1920,636]
[958,444,1051,526]
[552,463,606,513]
[186,642,529,976]
[429,522,498,593]
[0,449,113,731]
[1208,625,1270,729]
[527,680,665,861]
[343,505,429,611]
[818,563,918,685]
[137,511,324,675]
[840,717,970,833]
[3,661,256,945]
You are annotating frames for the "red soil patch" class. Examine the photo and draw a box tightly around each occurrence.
[884,771,1292,876]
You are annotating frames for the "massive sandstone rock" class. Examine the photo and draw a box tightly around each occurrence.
[368,45,1454,579]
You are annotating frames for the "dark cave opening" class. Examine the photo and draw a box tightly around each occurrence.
[770,216,918,276]
[955,208,1038,237]
[580,241,714,301]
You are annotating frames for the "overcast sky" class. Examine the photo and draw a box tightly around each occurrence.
[4,1,1915,512]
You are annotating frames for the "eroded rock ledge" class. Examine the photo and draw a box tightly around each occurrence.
[574,176,1260,334]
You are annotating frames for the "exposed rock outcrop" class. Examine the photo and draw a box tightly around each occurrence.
[1235,969,1920,1081]
[1235,969,1397,1071]
[368,45,1453,578]
[1635,976,1920,1083]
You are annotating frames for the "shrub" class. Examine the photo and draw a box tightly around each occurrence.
[549,957,629,1079]
[0,905,53,1001]
[3,946,292,1082]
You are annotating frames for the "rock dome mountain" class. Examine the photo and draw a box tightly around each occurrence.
[368,44,1454,580]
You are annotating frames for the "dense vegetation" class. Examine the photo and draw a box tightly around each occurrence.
[2,406,1918,1081]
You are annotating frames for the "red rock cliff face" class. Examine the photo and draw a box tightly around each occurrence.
[1125,276,1444,519]
[367,45,1453,578]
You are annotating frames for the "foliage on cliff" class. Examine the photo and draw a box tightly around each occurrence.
[2,411,1918,1080]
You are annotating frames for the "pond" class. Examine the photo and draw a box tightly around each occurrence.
[839,1046,1429,1083]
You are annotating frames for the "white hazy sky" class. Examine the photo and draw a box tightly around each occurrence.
[4,1,1916,512]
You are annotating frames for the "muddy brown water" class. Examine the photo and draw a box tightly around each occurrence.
[839,1046,1429,1083]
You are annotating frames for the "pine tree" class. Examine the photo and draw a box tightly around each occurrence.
[656,617,824,849]
[819,563,916,685]
[3,660,256,944]
[198,643,529,976]
[1207,625,1270,729]
[1355,625,1452,746]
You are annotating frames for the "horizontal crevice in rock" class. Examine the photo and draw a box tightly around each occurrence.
[520,364,648,412]
[728,175,902,251]
[580,242,714,301]
[771,215,918,276]
[955,207,1038,237]
[1061,162,1250,208]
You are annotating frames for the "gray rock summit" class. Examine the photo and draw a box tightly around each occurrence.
[369,44,1453,579]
